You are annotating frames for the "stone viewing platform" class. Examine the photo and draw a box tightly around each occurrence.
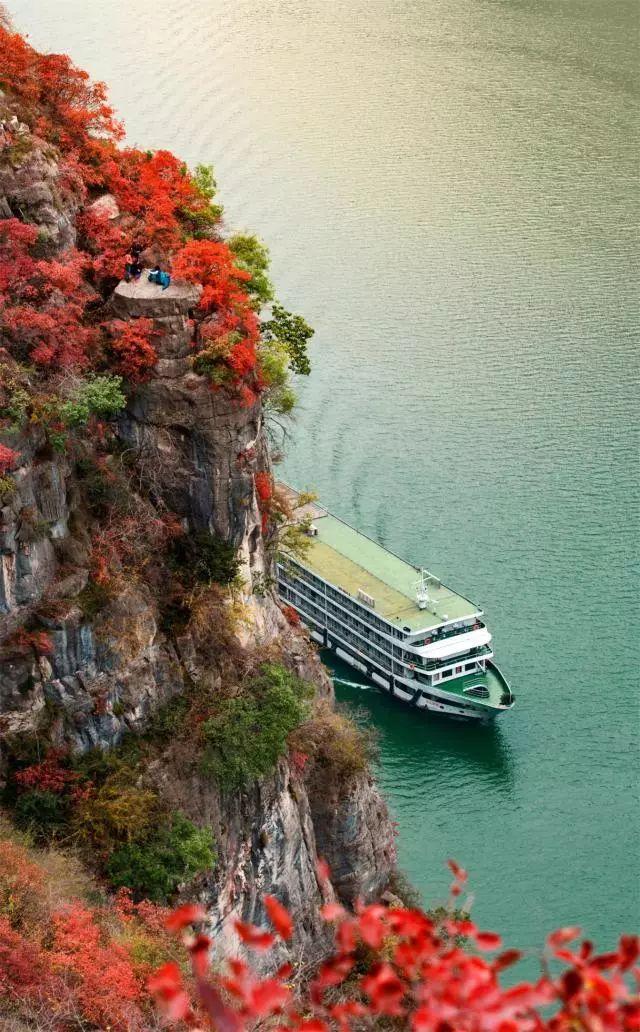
[111,271,201,319]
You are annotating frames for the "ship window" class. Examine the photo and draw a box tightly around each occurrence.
[455,666,462,674]
[441,670,452,679]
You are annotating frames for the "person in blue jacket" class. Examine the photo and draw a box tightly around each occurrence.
[148,265,171,290]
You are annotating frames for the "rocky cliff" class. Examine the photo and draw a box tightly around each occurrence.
[0,124,395,967]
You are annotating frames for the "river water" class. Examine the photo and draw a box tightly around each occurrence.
[12,0,639,959]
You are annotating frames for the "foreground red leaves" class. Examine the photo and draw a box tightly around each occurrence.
[150,865,639,1031]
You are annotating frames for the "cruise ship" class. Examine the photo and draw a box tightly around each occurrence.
[276,489,514,722]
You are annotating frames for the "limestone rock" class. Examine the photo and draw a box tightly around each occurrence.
[87,192,119,220]
[0,134,83,251]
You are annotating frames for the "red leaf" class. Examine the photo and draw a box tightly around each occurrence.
[320,902,346,922]
[547,926,582,950]
[264,895,293,940]
[197,980,243,1032]
[475,930,503,951]
[358,904,387,949]
[447,859,468,882]
[316,858,331,882]
[165,904,205,932]
[234,920,275,950]
[361,961,405,1016]
[250,977,290,1016]
[189,933,211,978]
[493,948,523,972]
[147,961,182,996]
[619,934,640,971]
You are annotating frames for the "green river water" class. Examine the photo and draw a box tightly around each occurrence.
[12,0,639,960]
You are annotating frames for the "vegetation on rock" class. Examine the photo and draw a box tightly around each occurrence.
[4,744,215,903]
[0,823,183,1030]
[199,663,313,789]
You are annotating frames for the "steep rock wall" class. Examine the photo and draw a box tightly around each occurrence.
[0,148,395,961]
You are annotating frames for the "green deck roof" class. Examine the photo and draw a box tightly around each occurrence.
[296,508,479,633]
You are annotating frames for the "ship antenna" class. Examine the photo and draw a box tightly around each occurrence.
[416,568,430,610]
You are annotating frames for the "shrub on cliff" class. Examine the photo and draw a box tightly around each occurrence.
[261,301,314,377]
[106,814,216,903]
[290,701,378,784]
[168,529,242,587]
[0,826,178,1030]
[5,748,215,904]
[58,374,126,425]
[199,663,313,789]
[228,232,274,306]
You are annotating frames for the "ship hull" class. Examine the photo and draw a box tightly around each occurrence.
[310,628,510,723]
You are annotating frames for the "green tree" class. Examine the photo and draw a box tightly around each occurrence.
[59,375,126,427]
[228,233,274,306]
[261,303,314,376]
[181,163,223,233]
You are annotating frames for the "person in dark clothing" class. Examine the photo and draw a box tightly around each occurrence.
[124,242,145,282]
[124,248,143,282]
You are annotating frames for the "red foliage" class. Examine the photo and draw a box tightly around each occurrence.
[290,749,309,775]
[0,218,97,369]
[172,239,251,319]
[107,148,214,253]
[0,915,57,1001]
[282,604,301,627]
[0,25,226,397]
[0,23,122,189]
[172,239,261,401]
[0,443,19,474]
[51,903,147,1029]
[254,471,273,504]
[151,865,640,1032]
[254,471,273,535]
[1,627,53,657]
[77,208,130,286]
[109,317,159,383]
[0,838,165,1031]
[15,750,78,795]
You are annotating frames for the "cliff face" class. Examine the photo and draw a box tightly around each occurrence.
[0,135,395,963]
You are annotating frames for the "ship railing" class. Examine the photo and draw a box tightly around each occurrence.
[406,644,492,671]
[411,621,485,647]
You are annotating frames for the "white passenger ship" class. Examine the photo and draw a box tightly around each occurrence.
[276,489,514,722]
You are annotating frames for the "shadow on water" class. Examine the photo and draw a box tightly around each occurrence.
[324,651,516,790]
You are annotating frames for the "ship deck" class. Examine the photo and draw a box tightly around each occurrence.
[282,488,479,633]
[417,663,511,709]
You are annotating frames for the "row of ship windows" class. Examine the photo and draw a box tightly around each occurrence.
[324,618,395,669]
[278,579,487,679]
[280,586,395,671]
[280,581,404,664]
[280,562,406,639]
[280,583,394,669]
[280,574,414,656]
[286,577,398,648]
[286,602,486,714]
